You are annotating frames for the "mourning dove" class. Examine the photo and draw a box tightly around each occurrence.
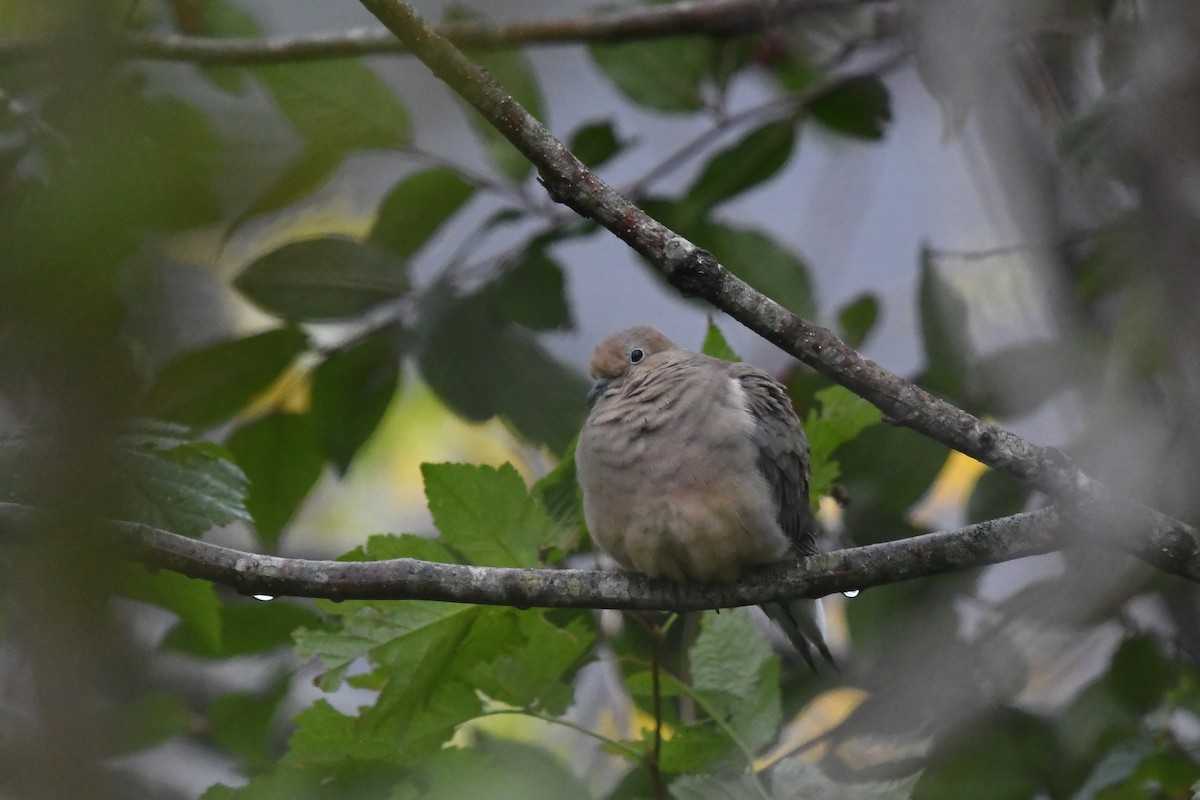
[575,325,833,668]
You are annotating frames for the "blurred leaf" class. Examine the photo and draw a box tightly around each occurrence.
[1070,740,1155,800]
[144,327,308,430]
[772,756,920,800]
[422,462,559,568]
[494,247,573,332]
[370,167,475,259]
[209,677,289,770]
[1108,636,1171,714]
[193,0,262,94]
[236,147,345,223]
[227,412,324,550]
[165,600,321,657]
[1100,750,1200,799]
[838,293,881,348]
[234,236,407,322]
[684,120,797,216]
[805,385,884,502]
[968,340,1080,417]
[809,75,892,140]
[837,423,949,537]
[590,37,709,112]
[703,223,816,319]
[701,320,740,362]
[918,248,972,397]
[671,772,765,799]
[462,42,543,181]
[569,120,622,167]
[965,469,1029,525]
[107,691,192,756]
[311,330,402,475]
[914,708,1058,800]
[118,564,222,653]
[254,59,410,150]
[414,736,591,800]
[416,285,588,453]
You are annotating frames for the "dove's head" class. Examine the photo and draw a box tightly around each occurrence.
[586,325,677,405]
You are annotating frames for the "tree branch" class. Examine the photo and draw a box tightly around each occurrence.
[355,0,1200,578]
[0,0,885,66]
[0,502,1087,606]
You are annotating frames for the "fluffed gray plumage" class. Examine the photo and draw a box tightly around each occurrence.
[575,325,833,669]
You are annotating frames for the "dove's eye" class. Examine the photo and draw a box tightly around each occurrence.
[629,348,645,364]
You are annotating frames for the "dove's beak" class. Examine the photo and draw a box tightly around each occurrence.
[585,378,610,407]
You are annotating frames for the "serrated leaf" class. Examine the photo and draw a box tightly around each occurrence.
[690,608,773,713]
[590,38,710,112]
[809,75,892,140]
[118,563,223,653]
[340,532,460,565]
[530,447,584,559]
[288,700,403,765]
[104,425,251,536]
[683,119,796,216]
[254,59,410,149]
[805,385,883,502]
[234,236,407,323]
[144,327,308,430]
[838,293,880,348]
[165,600,321,657]
[370,167,475,259]
[701,320,740,362]
[227,412,324,550]
[569,120,621,167]
[421,462,558,568]
[311,331,402,475]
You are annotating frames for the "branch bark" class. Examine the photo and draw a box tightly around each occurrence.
[355,0,1200,581]
[0,0,883,66]
[0,502,1085,606]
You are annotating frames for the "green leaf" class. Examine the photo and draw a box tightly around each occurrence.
[422,462,559,568]
[165,600,321,657]
[838,293,881,348]
[683,120,797,216]
[106,691,193,756]
[144,327,308,430]
[118,564,223,653]
[416,286,588,453]
[193,0,262,94]
[771,756,921,800]
[341,532,460,565]
[101,423,251,536]
[671,773,764,800]
[918,248,972,397]
[590,38,710,112]
[494,247,573,332]
[370,168,475,259]
[311,330,402,475]
[462,43,543,181]
[209,677,289,770]
[1108,635,1171,713]
[965,469,1028,525]
[701,320,740,362]
[254,59,410,150]
[1070,740,1156,800]
[690,608,773,711]
[569,120,622,167]
[809,75,892,140]
[415,736,591,800]
[915,708,1058,800]
[530,447,585,560]
[288,700,405,765]
[234,236,408,323]
[236,147,345,224]
[227,412,324,550]
[702,223,816,319]
[805,385,884,502]
[967,340,1080,417]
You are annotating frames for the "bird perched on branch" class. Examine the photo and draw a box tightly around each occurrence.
[575,325,833,669]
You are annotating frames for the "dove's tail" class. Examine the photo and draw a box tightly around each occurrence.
[762,598,837,673]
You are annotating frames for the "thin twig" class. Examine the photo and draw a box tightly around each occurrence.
[650,623,667,800]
